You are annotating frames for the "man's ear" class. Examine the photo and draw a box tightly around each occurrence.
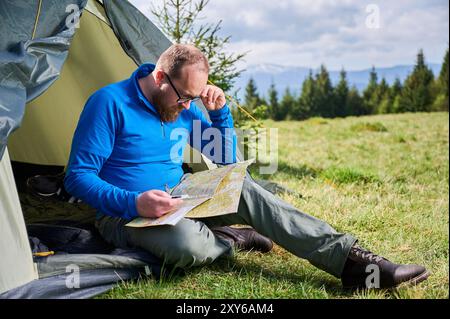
[154,70,165,86]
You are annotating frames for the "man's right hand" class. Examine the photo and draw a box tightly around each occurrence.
[136,190,183,218]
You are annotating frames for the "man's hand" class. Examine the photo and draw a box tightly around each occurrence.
[136,190,183,218]
[200,85,226,111]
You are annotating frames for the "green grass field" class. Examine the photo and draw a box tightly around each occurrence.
[99,112,449,299]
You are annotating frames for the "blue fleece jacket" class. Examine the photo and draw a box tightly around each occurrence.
[64,64,236,220]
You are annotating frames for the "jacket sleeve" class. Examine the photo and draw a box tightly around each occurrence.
[189,103,237,165]
[64,89,140,220]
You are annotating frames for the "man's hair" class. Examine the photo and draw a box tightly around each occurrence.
[156,44,209,79]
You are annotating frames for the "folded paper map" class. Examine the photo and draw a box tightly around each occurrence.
[125,159,254,227]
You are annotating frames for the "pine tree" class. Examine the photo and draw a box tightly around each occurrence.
[314,65,335,118]
[346,86,365,116]
[374,77,390,114]
[433,48,449,111]
[278,87,294,121]
[391,78,402,99]
[294,71,316,120]
[334,69,349,117]
[389,78,403,113]
[151,0,245,92]
[253,96,269,119]
[438,49,449,97]
[398,49,435,112]
[267,83,279,120]
[362,66,378,114]
[244,78,260,112]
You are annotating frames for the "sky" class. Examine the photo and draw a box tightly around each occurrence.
[129,0,449,71]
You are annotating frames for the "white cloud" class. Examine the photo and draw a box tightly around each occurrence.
[130,0,449,70]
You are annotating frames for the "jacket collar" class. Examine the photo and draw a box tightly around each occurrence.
[131,63,158,114]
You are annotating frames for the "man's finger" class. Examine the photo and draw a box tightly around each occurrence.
[200,86,209,98]
[200,86,213,105]
[170,198,183,207]
[211,89,221,106]
[155,200,181,217]
[152,190,171,198]
[158,197,183,208]
[207,87,215,105]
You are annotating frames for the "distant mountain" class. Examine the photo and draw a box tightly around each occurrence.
[231,63,442,101]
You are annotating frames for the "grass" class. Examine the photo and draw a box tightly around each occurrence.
[97,112,449,299]
[23,112,449,299]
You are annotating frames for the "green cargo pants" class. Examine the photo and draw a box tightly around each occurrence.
[96,175,357,278]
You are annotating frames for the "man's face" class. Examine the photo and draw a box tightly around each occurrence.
[154,64,208,122]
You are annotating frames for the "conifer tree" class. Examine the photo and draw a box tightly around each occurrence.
[433,48,449,111]
[293,71,315,120]
[314,65,335,118]
[389,78,403,113]
[151,0,245,92]
[244,78,260,111]
[267,83,279,120]
[334,69,349,117]
[347,86,365,116]
[374,77,390,114]
[278,87,294,121]
[398,49,435,112]
[362,66,378,114]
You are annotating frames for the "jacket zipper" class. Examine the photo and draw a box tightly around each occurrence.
[160,121,165,138]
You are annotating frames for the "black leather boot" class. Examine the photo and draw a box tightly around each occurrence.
[341,243,429,289]
[210,226,273,253]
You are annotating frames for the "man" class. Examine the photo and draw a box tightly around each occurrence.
[65,44,429,289]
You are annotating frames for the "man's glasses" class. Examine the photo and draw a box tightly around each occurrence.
[164,72,201,105]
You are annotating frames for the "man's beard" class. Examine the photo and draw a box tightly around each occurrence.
[153,94,184,122]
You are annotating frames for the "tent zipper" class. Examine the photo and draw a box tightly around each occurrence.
[31,0,43,40]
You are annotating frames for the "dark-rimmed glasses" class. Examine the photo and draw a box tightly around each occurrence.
[164,72,201,105]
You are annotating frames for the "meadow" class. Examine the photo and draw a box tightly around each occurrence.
[99,112,449,299]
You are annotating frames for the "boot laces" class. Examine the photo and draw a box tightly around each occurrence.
[351,244,388,264]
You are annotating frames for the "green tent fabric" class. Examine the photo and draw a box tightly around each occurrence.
[0,0,88,160]
[0,0,293,298]
[0,0,174,297]
[102,0,172,66]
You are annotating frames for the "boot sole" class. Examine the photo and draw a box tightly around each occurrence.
[342,270,430,290]
[395,270,430,289]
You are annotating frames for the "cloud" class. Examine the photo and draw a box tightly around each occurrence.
[130,0,449,70]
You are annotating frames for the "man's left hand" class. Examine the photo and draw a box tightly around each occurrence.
[200,85,226,111]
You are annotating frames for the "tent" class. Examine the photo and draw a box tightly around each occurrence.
[0,0,198,299]
[0,0,288,299]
